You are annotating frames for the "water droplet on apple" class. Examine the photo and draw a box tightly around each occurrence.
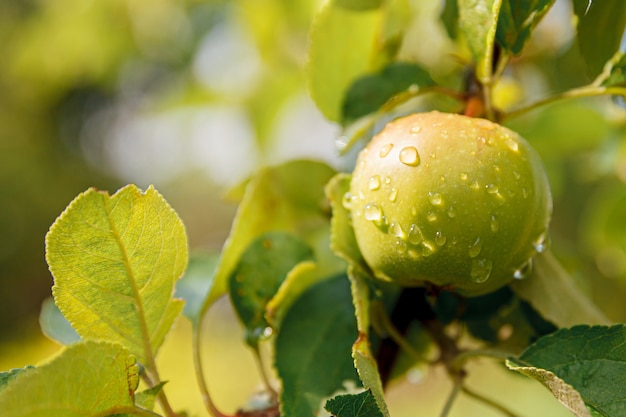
[428,192,443,206]
[379,143,394,158]
[399,146,420,167]
[468,237,482,258]
[364,203,383,221]
[368,175,381,190]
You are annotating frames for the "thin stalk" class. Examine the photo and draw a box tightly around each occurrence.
[192,318,233,417]
[451,349,512,371]
[439,376,463,417]
[372,302,424,364]
[502,86,626,121]
[462,386,523,417]
[252,346,279,402]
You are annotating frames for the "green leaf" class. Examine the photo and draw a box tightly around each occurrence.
[325,390,384,417]
[325,173,369,273]
[342,62,435,124]
[39,297,81,345]
[0,367,34,391]
[511,250,611,328]
[229,231,315,347]
[495,0,555,55]
[46,185,188,364]
[348,267,390,417]
[507,325,626,417]
[307,2,383,121]
[573,0,626,77]
[275,274,360,417]
[175,252,220,326]
[0,341,140,417]
[601,52,626,87]
[203,160,336,325]
[458,0,502,83]
[440,0,459,39]
[335,0,383,11]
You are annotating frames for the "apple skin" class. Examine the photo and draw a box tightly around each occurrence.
[347,111,552,296]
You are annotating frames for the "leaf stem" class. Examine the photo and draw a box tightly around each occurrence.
[371,301,425,364]
[192,318,233,417]
[439,375,463,417]
[252,346,279,402]
[462,386,523,417]
[452,349,512,371]
[502,85,626,121]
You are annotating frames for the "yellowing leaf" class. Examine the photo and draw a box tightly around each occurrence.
[0,341,140,417]
[46,185,188,364]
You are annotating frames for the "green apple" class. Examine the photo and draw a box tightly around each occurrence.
[348,111,552,296]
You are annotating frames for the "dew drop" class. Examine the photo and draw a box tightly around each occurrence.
[470,179,480,190]
[384,176,392,185]
[513,171,521,180]
[408,224,423,245]
[399,146,421,167]
[410,206,418,216]
[379,143,394,158]
[395,238,408,254]
[263,327,274,338]
[368,175,381,190]
[471,258,492,283]
[428,192,443,206]
[335,136,348,151]
[486,184,499,194]
[417,241,436,257]
[506,138,519,152]
[426,212,438,222]
[388,188,398,202]
[364,203,382,221]
[490,215,499,232]
[389,221,405,239]
[459,172,469,181]
[533,233,550,253]
[468,237,482,258]
[514,259,533,280]
[447,206,457,218]
[410,125,422,134]
[435,231,447,246]
[342,192,353,209]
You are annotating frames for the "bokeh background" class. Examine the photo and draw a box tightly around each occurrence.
[0,0,625,416]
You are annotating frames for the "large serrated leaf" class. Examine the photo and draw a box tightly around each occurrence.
[275,274,360,417]
[458,0,502,83]
[325,390,384,417]
[307,2,383,121]
[507,325,626,417]
[46,185,188,364]
[203,160,336,324]
[229,231,314,347]
[511,250,610,328]
[573,0,626,78]
[495,0,555,55]
[0,341,140,417]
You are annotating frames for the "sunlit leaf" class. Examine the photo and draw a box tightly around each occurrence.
[458,0,502,83]
[39,297,81,346]
[203,160,336,324]
[275,274,360,417]
[0,341,140,417]
[175,252,220,326]
[325,390,384,417]
[46,185,188,364]
[495,0,555,55]
[0,366,34,391]
[229,231,314,347]
[511,250,611,328]
[507,325,626,417]
[342,62,435,124]
[573,0,626,77]
[307,2,383,121]
[348,267,390,417]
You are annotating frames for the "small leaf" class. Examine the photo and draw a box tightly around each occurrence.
[203,160,336,326]
[275,274,360,417]
[0,341,140,417]
[573,0,626,77]
[348,267,390,417]
[0,366,34,391]
[440,0,459,39]
[307,2,383,121]
[507,325,626,417]
[601,52,626,88]
[325,390,384,417]
[495,0,555,55]
[134,382,166,411]
[511,250,611,328]
[342,62,435,124]
[39,297,81,345]
[46,185,188,364]
[175,252,220,326]
[458,0,503,83]
[229,231,314,347]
